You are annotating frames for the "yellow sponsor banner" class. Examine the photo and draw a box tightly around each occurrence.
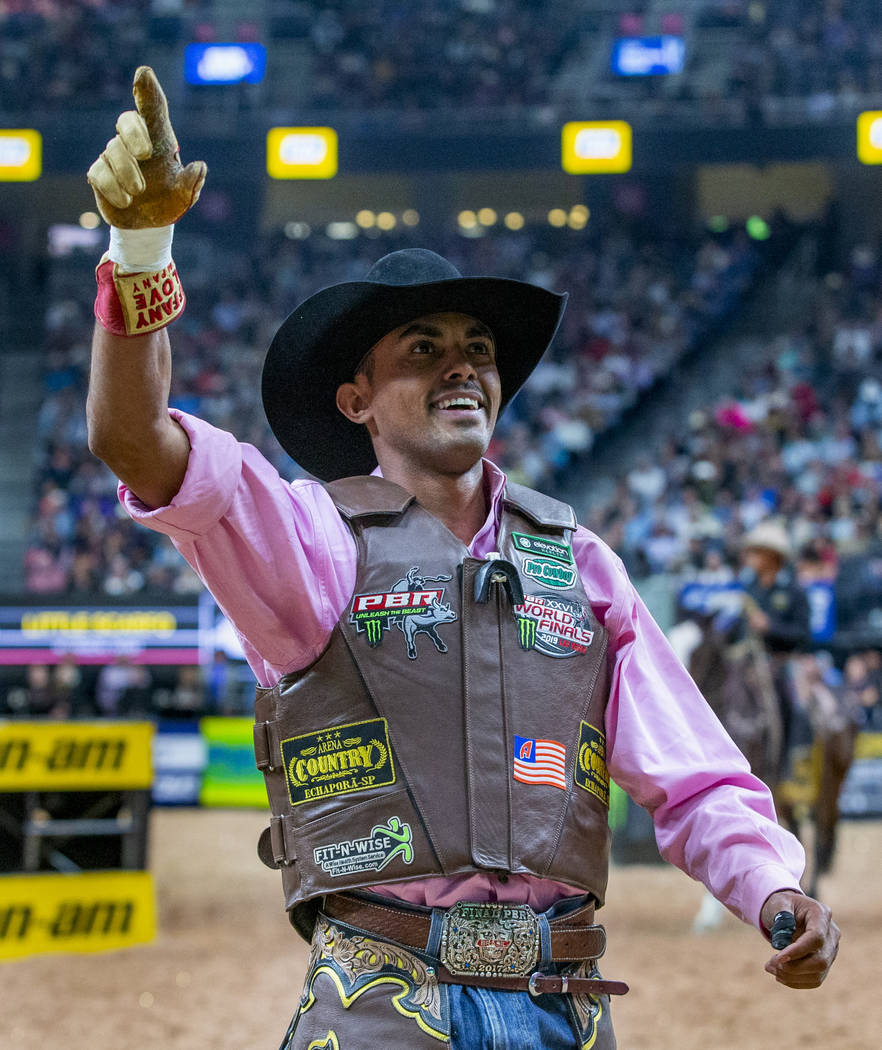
[0,721,153,791]
[0,129,42,181]
[0,870,155,961]
[855,731,882,760]
[561,120,632,174]
[266,126,338,179]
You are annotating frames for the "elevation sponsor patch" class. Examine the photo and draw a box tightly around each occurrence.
[349,566,457,659]
[281,718,395,806]
[513,735,567,790]
[513,593,594,658]
[512,532,573,564]
[575,722,609,806]
[313,816,414,878]
[521,557,577,589]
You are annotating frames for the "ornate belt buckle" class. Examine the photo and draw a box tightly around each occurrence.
[439,901,540,977]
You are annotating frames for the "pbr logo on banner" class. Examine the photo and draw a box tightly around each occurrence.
[349,566,457,659]
[512,735,567,790]
[513,594,593,658]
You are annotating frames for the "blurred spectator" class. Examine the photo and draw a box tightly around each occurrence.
[95,655,151,716]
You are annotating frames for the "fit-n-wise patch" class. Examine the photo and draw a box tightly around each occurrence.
[574,721,609,806]
[511,532,573,564]
[313,816,414,878]
[281,718,395,806]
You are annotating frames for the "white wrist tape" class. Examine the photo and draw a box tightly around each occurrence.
[108,225,174,273]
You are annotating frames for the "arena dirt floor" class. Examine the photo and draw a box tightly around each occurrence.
[3,810,879,1050]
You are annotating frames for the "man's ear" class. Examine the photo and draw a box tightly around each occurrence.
[336,380,371,424]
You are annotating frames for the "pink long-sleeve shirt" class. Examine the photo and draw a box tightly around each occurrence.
[121,410,804,928]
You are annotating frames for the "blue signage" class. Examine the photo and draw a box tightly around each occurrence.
[185,43,267,85]
[611,36,685,76]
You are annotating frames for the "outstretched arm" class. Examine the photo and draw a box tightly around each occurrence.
[85,66,206,508]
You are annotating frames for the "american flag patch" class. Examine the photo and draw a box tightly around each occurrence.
[512,735,567,790]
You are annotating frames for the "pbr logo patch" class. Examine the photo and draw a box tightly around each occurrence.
[521,557,578,589]
[512,532,573,564]
[514,593,594,658]
[349,566,457,659]
[575,721,609,806]
[313,816,414,878]
[281,717,395,806]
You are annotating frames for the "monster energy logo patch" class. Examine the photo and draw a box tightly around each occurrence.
[512,532,573,564]
[521,557,577,589]
[313,816,414,878]
[575,721,609,806]
[517,616,538,650]
[513,593,594,658]
[281,717,395,806]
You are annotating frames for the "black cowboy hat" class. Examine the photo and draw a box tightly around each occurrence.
[261,248,568,481]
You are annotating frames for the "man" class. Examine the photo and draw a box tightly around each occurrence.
[86,69,838,1049]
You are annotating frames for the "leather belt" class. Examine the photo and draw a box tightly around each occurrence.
[322,893,629,997]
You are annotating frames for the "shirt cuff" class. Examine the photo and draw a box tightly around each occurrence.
[742,864,804,933]
[118,409,243,537]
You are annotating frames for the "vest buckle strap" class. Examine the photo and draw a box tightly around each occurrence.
[270,815,294,866]
[439,900,540,978]
[253,720,274,771]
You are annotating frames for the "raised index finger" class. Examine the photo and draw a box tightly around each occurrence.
[132,66,178,156]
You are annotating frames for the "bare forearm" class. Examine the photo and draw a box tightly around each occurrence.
[87,321,190,508]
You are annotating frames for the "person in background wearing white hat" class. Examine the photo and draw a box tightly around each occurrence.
[741,520,812,787]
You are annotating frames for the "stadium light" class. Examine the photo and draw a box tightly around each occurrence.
[504,212,525,230]
[267,127,338,179]
[857,111,882,164]
[402,209,420,226]
[185,43,267,85]
[0,130,41,181]
[548,208,567,227]
[356,210,376,228]
[477,208,498,226]
[376,211,397,230]
[562,121,632,174]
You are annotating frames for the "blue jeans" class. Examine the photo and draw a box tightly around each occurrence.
[449,984,579,1050]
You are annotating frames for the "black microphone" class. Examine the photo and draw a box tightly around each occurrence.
[770,910,797,950]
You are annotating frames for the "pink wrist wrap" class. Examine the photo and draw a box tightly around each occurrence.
[94,252,185,336]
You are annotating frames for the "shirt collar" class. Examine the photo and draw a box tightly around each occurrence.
[369,458,507,553]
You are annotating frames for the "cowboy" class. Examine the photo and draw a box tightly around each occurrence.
[86,69,839,1050]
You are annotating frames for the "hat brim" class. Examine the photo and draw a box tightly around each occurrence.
[262,275,567,481]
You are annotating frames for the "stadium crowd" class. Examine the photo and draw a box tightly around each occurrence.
[3,0,882,120]
[23,218,761,598]
[584,241,882,585]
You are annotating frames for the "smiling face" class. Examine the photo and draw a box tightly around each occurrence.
[335,311,501,479]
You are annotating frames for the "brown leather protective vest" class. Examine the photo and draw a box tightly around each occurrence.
[254,476,612,936]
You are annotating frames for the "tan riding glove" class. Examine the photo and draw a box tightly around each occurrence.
[88,66,207,336]
[87,65,206,228]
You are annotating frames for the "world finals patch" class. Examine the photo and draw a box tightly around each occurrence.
[574,721,609,806]
[281,718,395,806]
[513,593,594,658]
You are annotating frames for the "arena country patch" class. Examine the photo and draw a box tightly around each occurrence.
[348,566,456,659]
[313,816,414,878]
[520,557,578,589]
[575,721,609,806]
[280,718,395,806]
[511,532,573,564]
[513,593,594,658]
